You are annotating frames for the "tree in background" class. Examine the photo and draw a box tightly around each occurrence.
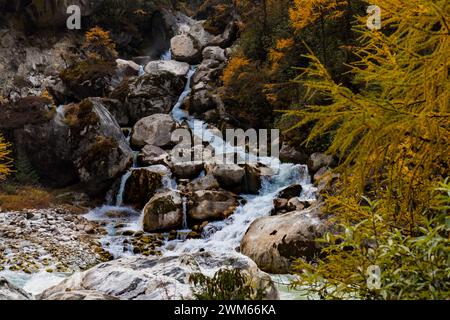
[283,0,450,299]
[0,134,12,181]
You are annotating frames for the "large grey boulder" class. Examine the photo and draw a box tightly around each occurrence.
[241,206,327,274]
[170,34,202,64]
[144,60,190,78]
[131,114,177,148]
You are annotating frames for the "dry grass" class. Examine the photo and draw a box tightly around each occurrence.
[0,185,54,211]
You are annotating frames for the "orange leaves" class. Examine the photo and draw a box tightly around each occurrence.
[289,0,347,31]
[268,37,295,73]
[222,55,251,88]
[0,134,12,181]
[83,26,117,61]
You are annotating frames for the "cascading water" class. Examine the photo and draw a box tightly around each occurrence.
[83,49,316,288]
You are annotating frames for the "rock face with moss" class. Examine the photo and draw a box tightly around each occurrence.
[143,191,183,232]
[123,169,163,209]
[66,98,133,195]
[4,97,132,194]
[60,60,116,101]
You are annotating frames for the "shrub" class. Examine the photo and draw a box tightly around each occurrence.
[83,26,118,61]
[0,134,12,181]
[189,268,266,300]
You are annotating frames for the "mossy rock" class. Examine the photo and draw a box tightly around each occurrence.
[60,59,116,100]
[123,169,162,209]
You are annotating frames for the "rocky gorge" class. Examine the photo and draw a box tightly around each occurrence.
[0,2,335,300]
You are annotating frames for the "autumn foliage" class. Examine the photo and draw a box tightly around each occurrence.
[83,26,118,61]
[0,134,12,181]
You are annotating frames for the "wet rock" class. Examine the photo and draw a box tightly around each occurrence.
[143,191,183,232]
[206,164,245,191]
[170,161,204,180]
[42,290,118,300]
[40,251,278,300]
[123,169,162,209]
[241,206,327,274]
[185,174,220,192]
[131,114,177,149]
[138,145,170,167]
[188,190,238,222]
[0,277,33,300]
[277,184,303,199]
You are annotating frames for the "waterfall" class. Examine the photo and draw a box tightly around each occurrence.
[160,50,172,61]
[115,171,132,207]
[181,196,188,230]
[138,65,145,76]
[171,66,197,123]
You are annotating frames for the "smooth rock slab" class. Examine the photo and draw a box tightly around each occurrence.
[39,252,279,300]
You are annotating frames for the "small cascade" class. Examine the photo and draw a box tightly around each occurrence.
[171,66,197,123]
[138,65,145,76]
[115,171,132,207]
[160,50,172,61]
[181,196,188,230]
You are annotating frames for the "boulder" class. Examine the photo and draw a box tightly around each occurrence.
[185,174,220,192]
[188,190,238,222]
[206,164,245,191]
[123,169,162,209]
[115,59,140,77]
[143,191,183,232]
[110,71,185,124]
[308,152,334,175]
[42,290,118,300]
[144,60,190,78]
[170,161,204,180]
[0,96,53,129]
[131,114,177,148]
[277,184,303,199]
[100,98,129,126]
[279,144,308,164]
[11,98,132,193]
[0,277,33,300]
[39,251,278,300]
[67,98,133,195]
[202,46,226,62]
[170,34,202,64]
[138,145,170,167]
[60,60,116,100]
[241,206,327,274]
